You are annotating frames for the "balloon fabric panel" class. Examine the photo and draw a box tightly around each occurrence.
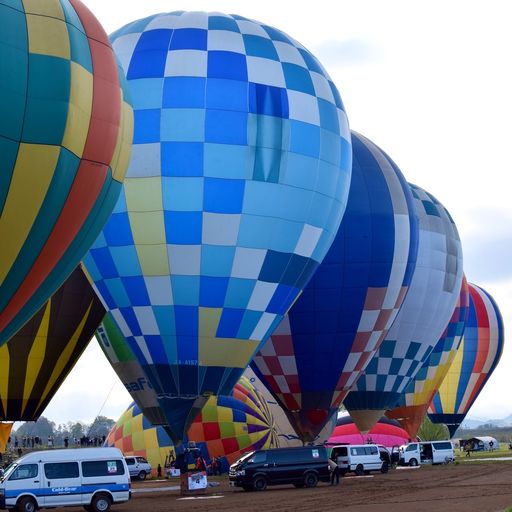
[96,312,168,427]
[429,283,504,432]
[0,266,105,420]
[345,183,463,428]
[84,11,352,442]
[250,132,418,442]
[0,0,133,345]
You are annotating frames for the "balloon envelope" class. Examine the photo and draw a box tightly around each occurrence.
[84,11,352,443]
[0,0,133,344]
[251,132,418,442]
[328,415,411,449]
[386,276,469,438]
[345,184,463,432]
[429,283,504,436]
[0,266,105,421]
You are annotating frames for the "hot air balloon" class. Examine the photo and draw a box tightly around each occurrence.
[386,276,469,437]
[428,283,504,436]
[328,415,411,448]
[0,0,133,346]
[0,266,105,421]
[83,11,352,444]
[344,184,463,432]
[105,376,278,472]
[250,132,418,442]
[96,312,168,428]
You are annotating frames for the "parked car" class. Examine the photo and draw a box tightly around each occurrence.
[0,447,130,512]
[124,456,152,480]
[330,444,388,476]
[399,441,454,466]
[229,446,330,491]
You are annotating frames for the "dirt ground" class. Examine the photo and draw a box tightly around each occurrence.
[71,462,512,512]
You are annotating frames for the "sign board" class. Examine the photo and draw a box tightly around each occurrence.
[188,471,207,490]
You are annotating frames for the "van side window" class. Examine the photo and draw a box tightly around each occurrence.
[365,446,378,455]
[9,464,38,480]
[406,444,418,452]
[82,460,125,477]
[136,457,148,463]
[433,442,452,450]
[250,452,267,464]
[44,462,79,479]
[125,458,135,466]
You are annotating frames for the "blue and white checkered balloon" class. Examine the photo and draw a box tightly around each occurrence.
[84,11,352,442]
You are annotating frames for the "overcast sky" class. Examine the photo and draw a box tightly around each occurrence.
[42,0,512,426]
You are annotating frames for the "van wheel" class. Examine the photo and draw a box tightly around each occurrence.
[18,497,37,512]
[138,470,147,480]
[355,464,364,476]
[91,493,112,512]
[381,462,389,474]
[409,458,418,467]
[304,472,318,488]
[253,476,267,491]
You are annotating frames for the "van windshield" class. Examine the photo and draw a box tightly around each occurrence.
[0,463,17,482]
[235,452,255,465]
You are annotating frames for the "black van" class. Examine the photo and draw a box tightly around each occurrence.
[229,446,330,491]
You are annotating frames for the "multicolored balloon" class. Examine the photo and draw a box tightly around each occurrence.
[429,283,504,436]
[250,132,418,442]
[386,276,469,437]
[344,184,463,432]
[84,11,352,443]
[0,266,105,421]
[105,376,278,470]
[0,0,133,345]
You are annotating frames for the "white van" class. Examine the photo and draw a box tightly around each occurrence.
[124,456,152,480]
[330,445,388,476]
[0,447,130,512]
[399,441,454,466]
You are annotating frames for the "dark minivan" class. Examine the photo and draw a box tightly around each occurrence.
[229,446,330,491]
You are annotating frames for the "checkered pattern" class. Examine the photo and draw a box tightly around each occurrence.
[345,183,464,416]
[105,376,278,469]
[83,11,352,440]
[429,283,504,424]
[394,275,469,410]
[250,132,418,441]
[0,0,133,345]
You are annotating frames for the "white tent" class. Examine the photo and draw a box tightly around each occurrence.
[464,436,499,451]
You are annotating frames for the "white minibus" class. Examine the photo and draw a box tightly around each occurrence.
[399,441,454,466]
[0,447,130,512]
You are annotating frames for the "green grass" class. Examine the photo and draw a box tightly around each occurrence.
[454,445,512,464]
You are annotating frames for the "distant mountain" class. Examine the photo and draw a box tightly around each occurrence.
[462,414,512,429]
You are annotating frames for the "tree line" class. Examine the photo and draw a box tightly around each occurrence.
[11,416,116,448]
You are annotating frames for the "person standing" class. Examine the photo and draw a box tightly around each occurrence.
[329,455,339,486]
[157,464,162,478]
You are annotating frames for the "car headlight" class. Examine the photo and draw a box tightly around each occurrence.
[236,470,245,476]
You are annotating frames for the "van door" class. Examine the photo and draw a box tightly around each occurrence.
[5,463,42,507]
[43,461,82,507]
[365,446,381,470]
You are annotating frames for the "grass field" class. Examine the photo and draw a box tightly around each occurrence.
[454,444,512,464]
